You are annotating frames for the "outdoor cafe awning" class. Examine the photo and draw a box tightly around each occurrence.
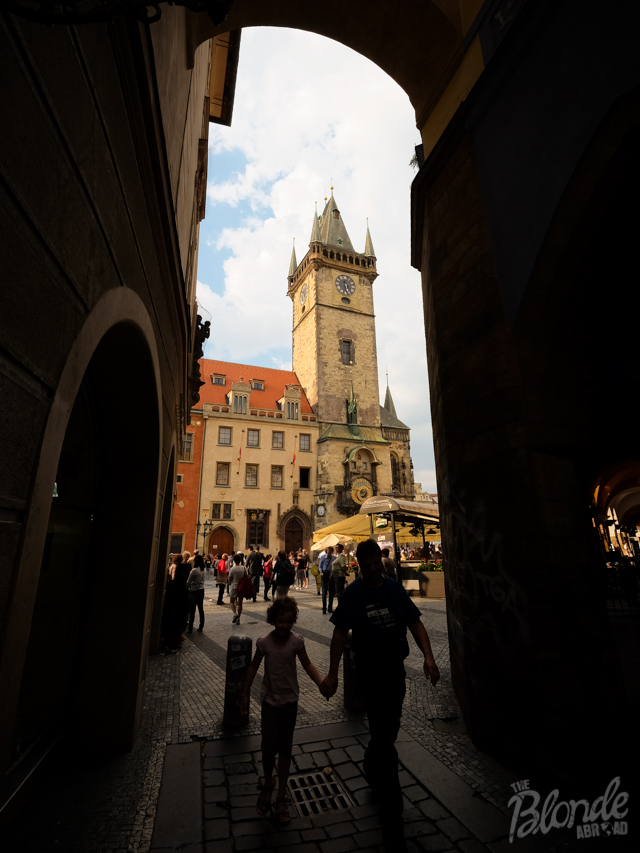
[313,497,440,545]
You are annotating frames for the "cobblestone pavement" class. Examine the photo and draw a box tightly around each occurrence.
[5,582,593,853]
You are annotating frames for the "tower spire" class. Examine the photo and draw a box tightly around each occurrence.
[364,218,375,257]
[288,238,298,278]
[309,202,322,245]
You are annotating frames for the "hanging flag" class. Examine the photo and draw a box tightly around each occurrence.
[237,430,244,473]
[291,434,297,477]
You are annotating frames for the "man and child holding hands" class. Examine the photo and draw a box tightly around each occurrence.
[239,538,440,851]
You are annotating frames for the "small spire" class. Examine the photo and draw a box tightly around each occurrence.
[364,218,375,257]
[309,202,322,245]
[288,238,298,277]
[383,382,397,418]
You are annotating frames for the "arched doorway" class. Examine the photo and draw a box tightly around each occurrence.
[208,526,235,557]
[5,318,161,796]
[285,517,304,554]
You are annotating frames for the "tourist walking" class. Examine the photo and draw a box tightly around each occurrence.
[321,539,440,852]
[331,543,348,602]
[216,553,228,605]
[295,551,307,590]
[381,547,397,579]
[239,596,324,825]
[229,553,247,624]
[318,546,336,614]
[186,557,205,633]
[161,554,189,651]
[263,555,274,601]
[272,551,295,598]
[246,546,264,602]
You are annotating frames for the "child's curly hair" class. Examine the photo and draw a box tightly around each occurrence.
[266,595,299,625]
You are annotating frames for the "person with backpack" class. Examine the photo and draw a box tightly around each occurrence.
[321,539,440,852]
[272,550,295,598]
[246,546,264,602]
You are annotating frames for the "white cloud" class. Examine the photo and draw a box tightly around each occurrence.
[197,27,436,486]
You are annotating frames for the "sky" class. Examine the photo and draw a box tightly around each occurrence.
[196,27,436,493]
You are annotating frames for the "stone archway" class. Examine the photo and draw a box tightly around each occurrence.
[208,526,236,557]
[278,508,312,554]
[0,289,163,792]
[285,517,304,554]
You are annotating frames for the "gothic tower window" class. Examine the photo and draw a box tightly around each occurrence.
[391,454,400,491]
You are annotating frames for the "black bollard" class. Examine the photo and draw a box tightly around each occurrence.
[223,634,252,727]
[343,631,365,711]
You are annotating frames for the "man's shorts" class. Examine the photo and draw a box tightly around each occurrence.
[261,700,298,757]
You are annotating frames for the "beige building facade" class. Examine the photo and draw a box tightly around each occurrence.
[196,361,320,556]
[288,193,415,529]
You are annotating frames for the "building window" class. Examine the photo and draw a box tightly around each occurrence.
[212,374,225,385]
[299,434,310,452]
[234,395,247,414]
[271,466,283,488]
[245,464,258,487]
[216,462,230,486]
[251,380,264,390]
[170,533,184,554]
[272,431,284,448]
[300,468,311,489]
[362,461,367,470]
[391,455,399,490]
[247,429,260,447]
[341,340,354,365]
[211,502,233,520]
[176,474,183,484]
[180,432,194,462]
[219,426,232,445]
[249,520,264,545]
[286,401,299,420]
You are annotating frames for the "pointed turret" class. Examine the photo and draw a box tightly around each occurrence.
[288,239,298,278]
[364,219,375,257]
[309,202,322,245]
[319,188,355,252]
[380,377,409,429]
[383,380,397,419]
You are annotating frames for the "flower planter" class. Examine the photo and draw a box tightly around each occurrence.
[400,566,445,599]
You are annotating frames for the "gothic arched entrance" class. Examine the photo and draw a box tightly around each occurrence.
[285,517,304,554]
[208,526,234,557]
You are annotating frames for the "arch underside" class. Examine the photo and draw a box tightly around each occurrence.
[192,0,463,121]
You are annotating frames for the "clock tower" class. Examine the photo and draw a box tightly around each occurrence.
[288,190,397,528]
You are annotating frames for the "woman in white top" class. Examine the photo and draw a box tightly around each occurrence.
[228,553,247,624]
[186,562,205,633]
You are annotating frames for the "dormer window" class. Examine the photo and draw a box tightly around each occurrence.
[251,380,264,391]
[333,210,339,219]
[211,374,225,386]
[233,395,247,414]
[286,402,299,420]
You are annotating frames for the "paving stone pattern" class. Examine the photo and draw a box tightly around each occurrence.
[3,582,570,852]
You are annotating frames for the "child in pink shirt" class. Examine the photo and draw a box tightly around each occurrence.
[240,596,323,824]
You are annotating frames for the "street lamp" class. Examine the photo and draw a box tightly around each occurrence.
[196,519,213,553]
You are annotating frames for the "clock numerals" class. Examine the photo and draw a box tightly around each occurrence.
[335,275,355,296]
[300,283,308,305]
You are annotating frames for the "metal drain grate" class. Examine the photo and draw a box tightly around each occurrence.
[287,770,354,817]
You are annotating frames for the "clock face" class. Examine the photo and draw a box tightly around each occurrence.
[335,274,355,296]
[351,478,373,504]
[300,283,308,305]
[317,505,325,516]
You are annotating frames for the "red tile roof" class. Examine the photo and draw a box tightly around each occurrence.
[196,359,313,414]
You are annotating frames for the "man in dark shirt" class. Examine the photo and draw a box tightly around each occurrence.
[321,539,439,851]
[246,546,264,602]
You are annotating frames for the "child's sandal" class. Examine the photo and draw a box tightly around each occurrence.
[274,797,291,825]
[256,779,275,815]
